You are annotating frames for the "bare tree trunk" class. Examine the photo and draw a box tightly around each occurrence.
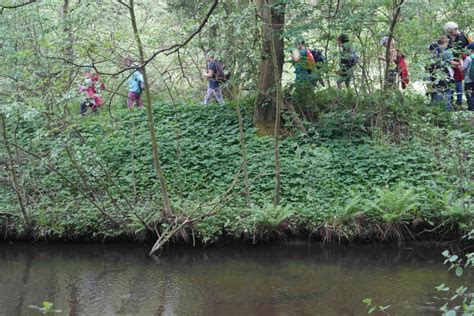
[62,0,74,64]
[235,104,251,207]
[62,0,75,115]
[0,113,30,229]
[126,0,173,217]
[267,2,286,207]
[254,0,285,136]
[383,0,404,90]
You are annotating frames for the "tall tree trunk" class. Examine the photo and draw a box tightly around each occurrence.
[62,0,75,115]
[270,33,283,207]
[127,0,173,218]
[62,0,73,63]
[383,0,404,90]
[254,0,285,136]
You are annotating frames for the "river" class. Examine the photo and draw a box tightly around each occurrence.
[0,242,470,315]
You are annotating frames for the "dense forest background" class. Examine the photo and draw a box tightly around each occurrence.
[0,0,472,250]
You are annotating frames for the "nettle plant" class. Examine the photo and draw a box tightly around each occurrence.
[437,230,474,316]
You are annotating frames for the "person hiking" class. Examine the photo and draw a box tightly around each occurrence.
[445,22,473,106]
[203,51,225,105]
[462,43,474,111]
[291,41,315,83]
[128,67,145,109]
[336,34,358,89]
[431,36,460,110]
[445,22,472,52]
[79,67,105,116]
[379,37,409,89]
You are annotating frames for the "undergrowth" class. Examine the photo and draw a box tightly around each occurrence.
[0,90,472,244]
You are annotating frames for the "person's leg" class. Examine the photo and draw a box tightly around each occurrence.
[444,88,453,111]
[345,67,354,89]
[128,92,135,109]
[431,88,443,104]
[388,69,397,87]
[455,80,463,106]
[136,93,143,108]
[80,101,88,115]
[465,82,474,111]
[213,87,224,105]
[345,77,351,89]
[336,67,345,89]
[204,88,213,104]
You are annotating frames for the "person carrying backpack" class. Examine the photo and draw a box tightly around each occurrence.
[203,51,225,105]
[462,43,474,111]
[445,22,472,52]
[292,41,315,83]
[445,22,473,106]
[431,36,460,110]
[128,67,145,109]
[336,34,358,89]
[379,37,409,89]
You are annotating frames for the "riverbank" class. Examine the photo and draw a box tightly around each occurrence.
[1,91,472,245]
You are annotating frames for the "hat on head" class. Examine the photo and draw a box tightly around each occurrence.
[380,36,389,46]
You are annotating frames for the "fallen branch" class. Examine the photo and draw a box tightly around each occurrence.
[149,162,243,256]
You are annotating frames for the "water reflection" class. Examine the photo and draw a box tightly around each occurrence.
[0,243,468,315]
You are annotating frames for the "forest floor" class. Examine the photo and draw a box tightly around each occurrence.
[1,92,473,245]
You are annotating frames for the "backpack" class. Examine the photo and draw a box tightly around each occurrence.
[461,32,473,45]
[215,60,231,86]
[305,49,316,71]
[348,50,359,67]
[133,71,144,94]
[310,49,326,63]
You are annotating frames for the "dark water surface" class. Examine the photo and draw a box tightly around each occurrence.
[0,243,470,315]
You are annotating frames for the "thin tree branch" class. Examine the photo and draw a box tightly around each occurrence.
[0,0,37,14]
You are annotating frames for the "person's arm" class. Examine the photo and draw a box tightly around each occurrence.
[445,50,459,67]
[292,49,301,62]
[450,60,460,67]
[203,64,214,79]
[205,68,214,78]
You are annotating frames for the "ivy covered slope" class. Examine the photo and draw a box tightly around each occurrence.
[1,92,473,243]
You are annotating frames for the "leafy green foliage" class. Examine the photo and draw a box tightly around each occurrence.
[1,98,472,243]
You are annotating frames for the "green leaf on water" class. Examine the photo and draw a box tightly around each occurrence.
[379,305,391,311]
[455,266,463,277]
[446,310,456,316]
[436,283,449,292]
